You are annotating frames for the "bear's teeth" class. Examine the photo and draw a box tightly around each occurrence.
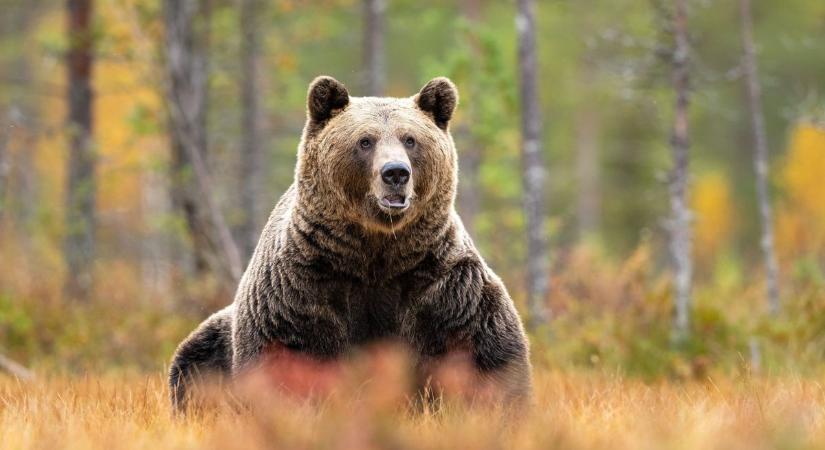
[382,195,407,208]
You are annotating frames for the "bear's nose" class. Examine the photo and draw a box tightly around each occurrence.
[381,161,411,187]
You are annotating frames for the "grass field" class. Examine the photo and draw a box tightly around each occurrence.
[3,368,825,450]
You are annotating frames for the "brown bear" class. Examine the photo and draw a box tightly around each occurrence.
[169,76,532,411]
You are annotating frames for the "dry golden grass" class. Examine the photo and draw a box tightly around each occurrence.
[2,368,825,450]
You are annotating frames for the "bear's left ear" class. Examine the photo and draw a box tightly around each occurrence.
[415,77,458,130]
[307,76,350,124]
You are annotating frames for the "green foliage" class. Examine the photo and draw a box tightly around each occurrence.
[0,292,197,373]
[0,294,36,354]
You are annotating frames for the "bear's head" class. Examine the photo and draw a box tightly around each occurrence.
[296,76,459,234]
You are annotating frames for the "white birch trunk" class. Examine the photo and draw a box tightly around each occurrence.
[239,0,264,262]
[363,0,385,96]
[668,0,694,339]
[517,0,550,327]
[575,97,600,239]
[739,0,781,314]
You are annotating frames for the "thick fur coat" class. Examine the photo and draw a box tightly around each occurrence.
[169,76,532,411]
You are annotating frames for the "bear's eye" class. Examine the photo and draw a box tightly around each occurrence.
[403,136,416,149]
[358,137,373,150]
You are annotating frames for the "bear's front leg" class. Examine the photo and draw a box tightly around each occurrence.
[470,279,533,404]
[230,309,267,375]
[230,301,351,402]
[230,295,350,375]
[405,261,532,407]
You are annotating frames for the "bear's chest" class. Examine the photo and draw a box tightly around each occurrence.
[344,281,412,344]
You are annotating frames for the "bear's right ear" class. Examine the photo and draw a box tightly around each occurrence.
[307,76,350,124]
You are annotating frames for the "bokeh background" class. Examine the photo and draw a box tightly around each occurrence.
[1,0,824,379]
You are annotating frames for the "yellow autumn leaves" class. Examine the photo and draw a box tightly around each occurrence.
[692,171,734,262]
[692,123,825,266]
[777,123,825,261]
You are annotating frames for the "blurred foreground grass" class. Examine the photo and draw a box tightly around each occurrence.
[2,369,825,450]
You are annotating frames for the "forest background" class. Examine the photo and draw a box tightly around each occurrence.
[1,0,825,382]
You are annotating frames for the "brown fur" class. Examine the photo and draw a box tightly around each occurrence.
[169,76,532,412]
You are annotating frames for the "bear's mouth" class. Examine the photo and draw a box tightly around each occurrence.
[379,194,410,211]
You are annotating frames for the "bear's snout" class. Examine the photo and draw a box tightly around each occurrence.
[380,161,411,187]
[376,162,412,212]
[371,145,414,216]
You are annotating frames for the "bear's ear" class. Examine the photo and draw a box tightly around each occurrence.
[415,77,458,130]
[307,76,350,124]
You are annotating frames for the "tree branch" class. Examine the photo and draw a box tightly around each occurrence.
[0,353,35,381]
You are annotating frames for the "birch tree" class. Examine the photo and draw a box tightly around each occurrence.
[238,0,264,261]
[573,1,601,240]
[457,0,482,236]
[64,0,96,301]
[516,0,549,327]
[362,0,385,96]
[740,0,780,314]
[0,110,8,225]
[575,68,601,239]
[667,0,694,339]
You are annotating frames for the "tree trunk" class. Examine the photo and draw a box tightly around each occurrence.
[165,0,210,277]
[7,48,39,232]
[456,0,482,237]
[0,353,34,381]
[2,0,41,233]
[457,125,481,237]
[572,1,601,242]
[164,0,243,284]
[0,110,8,227]
[64,0,96,301]
[740,0,780,315]
[238,0,264,262]
[362,0,385,96]
[575,91,600,239]
[516,0,550,328]
[15,121,38,230]
[668,0,694,340]
[141,168,172,306]
[3,107,38,235]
